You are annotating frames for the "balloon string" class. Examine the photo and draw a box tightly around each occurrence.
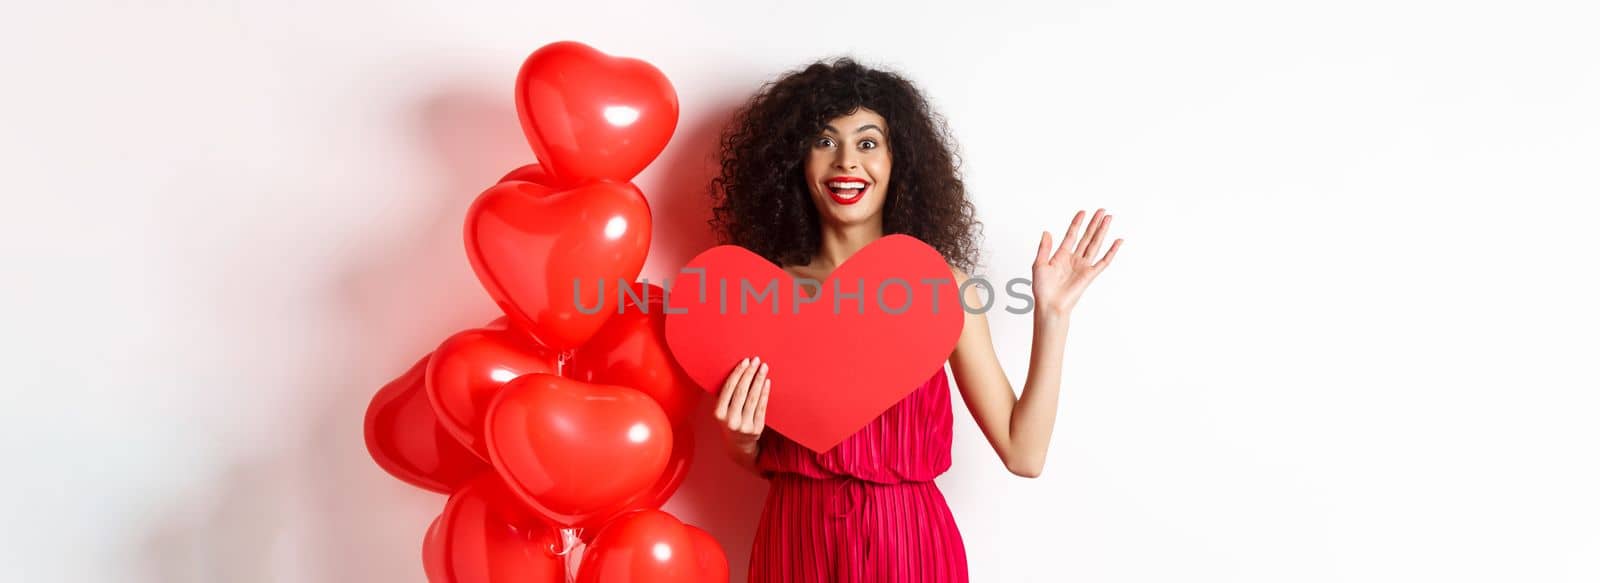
[554,527,583,583]
[557,348,575,376]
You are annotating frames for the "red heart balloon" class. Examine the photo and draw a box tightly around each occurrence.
[364,353,489,493]
[464,180,652,351]
[575,510,727,583]
[568,282,702,427]
[484,374,673,527]
[515,41,678,185]
[564,282,700,543]
[663,234,964,453]
[498,162,558,187]
[573,414,695,543]
[422,515,446,582]
[423,474,567,583]
[427,323,560,460]
[684,524,730,583]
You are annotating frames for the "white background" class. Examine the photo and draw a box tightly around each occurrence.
[3,1,1598,581]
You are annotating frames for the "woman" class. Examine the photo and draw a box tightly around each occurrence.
[706,57,1121,582]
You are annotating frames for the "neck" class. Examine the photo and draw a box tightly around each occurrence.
[813,217,884,272]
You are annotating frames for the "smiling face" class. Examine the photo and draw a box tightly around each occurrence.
[804,107,892,228]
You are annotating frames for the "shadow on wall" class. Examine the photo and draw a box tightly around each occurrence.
[131,78,759,582]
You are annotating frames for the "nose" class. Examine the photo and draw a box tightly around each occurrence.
[833,148,859,171]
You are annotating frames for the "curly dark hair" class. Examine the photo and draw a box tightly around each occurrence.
[708,57,984,274]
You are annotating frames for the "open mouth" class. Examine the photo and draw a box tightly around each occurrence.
[825,177,869,205]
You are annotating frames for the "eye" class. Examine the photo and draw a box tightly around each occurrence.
[815,136,836,148]
[858,139,879,150]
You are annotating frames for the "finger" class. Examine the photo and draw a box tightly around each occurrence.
[1035,231,1052,267]
[1093,238,1123,270]
[725,381,747,428]
[1082,214,1112,259]
[727,357,760,425]
[1072,209,1107,258]
[713,357,749,421]
[742,360,769,424]
[752,379,771,430]
[1051,210,1089,264]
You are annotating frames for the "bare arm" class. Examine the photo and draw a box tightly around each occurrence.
[948,209,1122,478]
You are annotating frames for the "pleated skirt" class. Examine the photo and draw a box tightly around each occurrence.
[748,473,969,582]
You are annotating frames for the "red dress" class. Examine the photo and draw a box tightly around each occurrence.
[748,365,969,582]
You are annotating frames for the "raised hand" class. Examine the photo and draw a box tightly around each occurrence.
[1032,208,1123,319]
[714,356,771,447]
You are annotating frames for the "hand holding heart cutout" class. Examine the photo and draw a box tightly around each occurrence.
[663,234,964,453]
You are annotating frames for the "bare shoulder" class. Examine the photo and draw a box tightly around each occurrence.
[944,262,992,362]
[947,263,980,304]
[947,263,971,285]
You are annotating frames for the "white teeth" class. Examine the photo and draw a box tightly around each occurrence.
[827,182,865,189]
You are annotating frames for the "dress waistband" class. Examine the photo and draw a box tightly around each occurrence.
[767,472,940,521]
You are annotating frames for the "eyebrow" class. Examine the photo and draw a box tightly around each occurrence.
[823,123,886,135]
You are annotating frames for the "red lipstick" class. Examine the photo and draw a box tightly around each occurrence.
[824,176,869,206]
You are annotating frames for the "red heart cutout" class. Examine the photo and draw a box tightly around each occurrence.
[484,374,673,528]
[516,41,678,185]
[464,180,652,351]
[663,234,963,453]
